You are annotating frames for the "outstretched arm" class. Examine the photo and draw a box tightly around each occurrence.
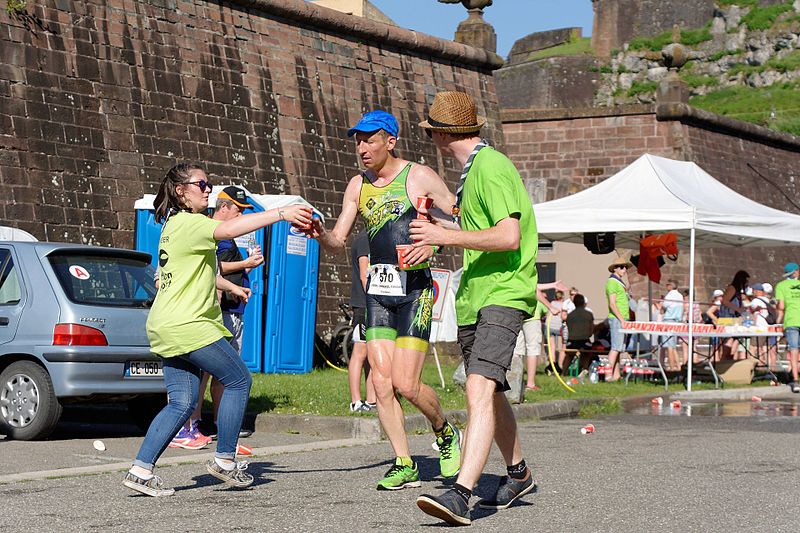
[312,176,360,254]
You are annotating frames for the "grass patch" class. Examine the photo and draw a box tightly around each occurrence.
[741,1,794,31]
[681,73,721,88]
[629,25,712,51]
[198,359,743,417]
[767,50,800,72]
[578,398,621,418]
[690,81,800,135]
[526,37,592,61]
[716,0,758,7]
[708,48,742,61]
[627,80,658,97]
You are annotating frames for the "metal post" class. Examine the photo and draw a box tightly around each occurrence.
[687,225,696,391]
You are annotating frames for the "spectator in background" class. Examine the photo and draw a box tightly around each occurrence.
[605,257,633,381]
[548,290,568,373]
[661,280,684,371]
[719,270,750,359]
[704,289,724,362]
[776,262,800,393]
[762,282,779,368]
[748,283,773,367]
[348,230,376,413]
[565,294,595,371]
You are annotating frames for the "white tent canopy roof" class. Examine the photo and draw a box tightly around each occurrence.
[134,185,324,221]
[533,154,800,249]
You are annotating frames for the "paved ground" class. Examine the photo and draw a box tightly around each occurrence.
[4,396,800,532]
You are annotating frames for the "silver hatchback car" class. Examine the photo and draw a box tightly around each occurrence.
[0,241,166,440]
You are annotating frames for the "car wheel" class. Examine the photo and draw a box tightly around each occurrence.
[0,360,63,440]
[127,394,167,432]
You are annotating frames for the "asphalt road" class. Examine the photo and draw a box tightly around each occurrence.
[3,400,800,532]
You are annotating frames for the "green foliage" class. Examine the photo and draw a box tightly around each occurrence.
[741,1,794,31]
[627,80,658,97]
[526,37,593,61]
[628,25,713,51]
[727,62,762,76]
[578,399,621,418]
[716,0,758,7]
[690,81,800,136]
[6,0,26,13]
[680,74,720,88]
[767,50,800,72]
[708,48,742,61]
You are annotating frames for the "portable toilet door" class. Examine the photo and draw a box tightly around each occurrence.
[263,222,319,373]
[133,199,267,373]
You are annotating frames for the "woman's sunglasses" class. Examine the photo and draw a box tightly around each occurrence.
[183,180,212,192]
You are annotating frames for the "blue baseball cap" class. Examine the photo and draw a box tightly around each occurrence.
[784,262,799,277]
[347,110,399,138]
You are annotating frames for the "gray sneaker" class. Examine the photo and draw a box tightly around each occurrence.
[122,472,175,497]
[417,489,471,526]
[477,473,535,510]
[205,459,254,488]
[790,382,800,393]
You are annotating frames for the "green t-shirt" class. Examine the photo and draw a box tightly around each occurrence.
[146,212,231,357]
[775,277,800,328]
[532,300,548,320]
[605,276,629,319]
[455,147,539,326]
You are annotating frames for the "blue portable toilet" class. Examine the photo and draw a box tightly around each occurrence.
[134,188,320,374]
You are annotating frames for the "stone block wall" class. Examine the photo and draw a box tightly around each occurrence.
[591,0,716,57]
[0,0,502,334]
[502,104,800,301]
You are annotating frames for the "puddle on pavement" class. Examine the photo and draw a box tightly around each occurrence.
[625,400,800,417]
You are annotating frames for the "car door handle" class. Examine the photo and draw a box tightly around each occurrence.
[0,317,8,326]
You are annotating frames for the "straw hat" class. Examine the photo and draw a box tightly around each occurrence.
[418,91,486,134]
[607,256,633,273]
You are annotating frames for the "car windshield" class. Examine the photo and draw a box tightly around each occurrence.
[48,251,157,307]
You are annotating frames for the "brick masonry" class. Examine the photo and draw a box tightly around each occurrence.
[0,0,502,335]
[502,105,800,302]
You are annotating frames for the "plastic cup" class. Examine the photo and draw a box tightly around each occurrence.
[580,424,595,435]
[651,397,663,405]
[751,395,762,402]
[396,244,413,270]
[416,196,433,220]
[670,400,681,409]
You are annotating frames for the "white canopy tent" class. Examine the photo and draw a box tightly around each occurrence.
[532,153,800,389]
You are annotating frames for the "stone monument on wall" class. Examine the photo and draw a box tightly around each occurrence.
[438,0,497,54]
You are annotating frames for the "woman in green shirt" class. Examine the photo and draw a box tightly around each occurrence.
[124,163,312,497]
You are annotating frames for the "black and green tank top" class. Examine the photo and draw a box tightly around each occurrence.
[358,163,427,269]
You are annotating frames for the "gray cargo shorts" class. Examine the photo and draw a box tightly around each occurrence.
[457,305,525,392]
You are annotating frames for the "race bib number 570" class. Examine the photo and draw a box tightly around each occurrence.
[367,264,405,296]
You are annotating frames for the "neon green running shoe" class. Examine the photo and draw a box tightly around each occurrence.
[376,458,421,490]
[437,423,462,479]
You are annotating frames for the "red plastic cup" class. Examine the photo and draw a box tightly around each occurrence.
[580,424,595,435]
[670,400,681,409]
[416,196,433,220]
[651,397,663,405]
[751,395,762,402]
[396,244,413,270]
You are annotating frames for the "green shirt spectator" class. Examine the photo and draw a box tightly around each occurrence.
[605,276,629,320]
[776,276,800,328]
[456,147,538,326]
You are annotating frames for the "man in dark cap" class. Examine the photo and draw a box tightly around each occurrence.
[411,91,537,526]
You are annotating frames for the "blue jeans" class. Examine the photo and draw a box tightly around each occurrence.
[133,337,252,470]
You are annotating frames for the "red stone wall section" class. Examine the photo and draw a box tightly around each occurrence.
[0,0,501,333]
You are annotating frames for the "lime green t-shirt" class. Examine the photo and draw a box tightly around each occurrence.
[605,276,629,319]
[532,300,548,320]
[455,147,539,326]
[775,277,800,328]
[146,212,231,357]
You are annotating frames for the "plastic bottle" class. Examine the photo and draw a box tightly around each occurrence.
[246,234,257,256]
[589,361,599,384]
[742,312,753,328]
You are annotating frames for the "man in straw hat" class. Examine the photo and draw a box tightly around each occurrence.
[410,91,538,526]
[308,110,464,490]
[605,256,633,381]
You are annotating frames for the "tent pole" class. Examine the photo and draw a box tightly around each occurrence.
[688,226,696,391]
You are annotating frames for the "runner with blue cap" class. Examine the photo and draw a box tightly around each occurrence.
[309,109,463,490]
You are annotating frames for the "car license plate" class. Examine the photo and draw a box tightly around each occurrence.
[125,360,163,378]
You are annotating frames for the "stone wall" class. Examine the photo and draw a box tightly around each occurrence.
[591,0,716,57]
[502,104,800,299]
[0,0,502,334]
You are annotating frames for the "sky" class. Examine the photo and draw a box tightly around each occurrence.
[370,0,594,59]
